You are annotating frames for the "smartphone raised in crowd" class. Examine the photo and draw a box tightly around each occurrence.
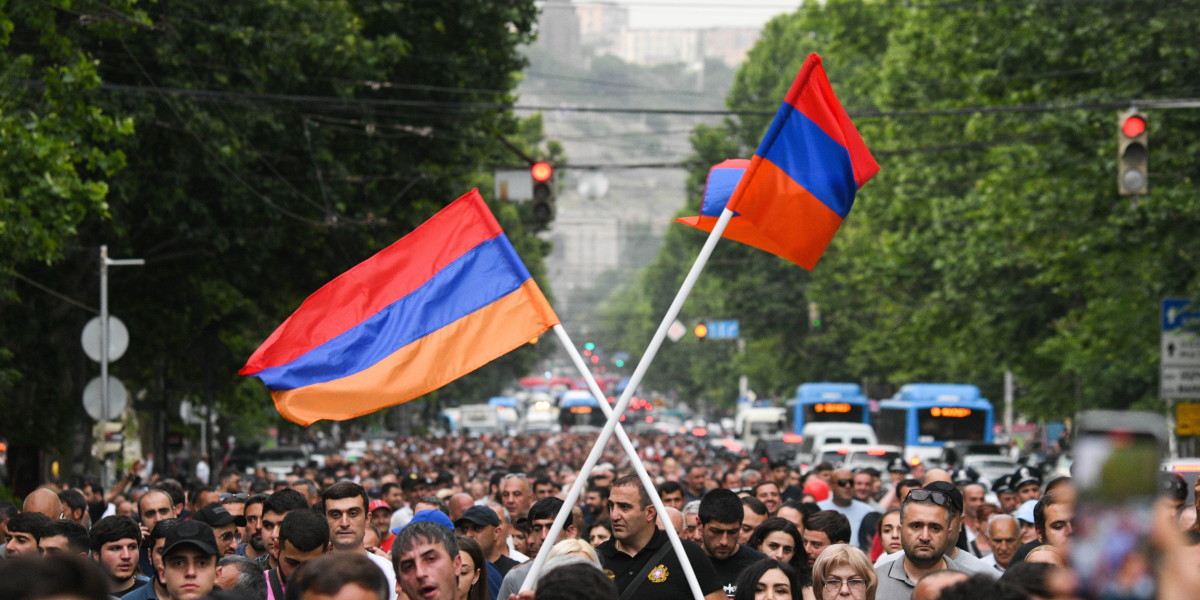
[1070,410,1169,600]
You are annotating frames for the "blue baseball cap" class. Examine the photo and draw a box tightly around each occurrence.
[391,508,455,535]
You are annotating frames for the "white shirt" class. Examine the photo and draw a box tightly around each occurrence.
[367,550,398,600]
[980,553,1005,573]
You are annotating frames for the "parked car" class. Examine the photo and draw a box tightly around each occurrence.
[960,455,1020,485]
[256,446,309,476]
[794,422,878,469]
[937,441,1008,468]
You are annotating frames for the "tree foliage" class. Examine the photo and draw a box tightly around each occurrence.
[607,0,1200,417]
[0,0,552,456]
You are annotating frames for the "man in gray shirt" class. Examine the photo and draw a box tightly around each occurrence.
[875,485,970,600]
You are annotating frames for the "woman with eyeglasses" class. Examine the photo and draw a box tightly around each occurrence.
[811,544,877,600]
[733,558,803,600]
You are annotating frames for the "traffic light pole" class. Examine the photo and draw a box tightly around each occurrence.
[98,246,143,486]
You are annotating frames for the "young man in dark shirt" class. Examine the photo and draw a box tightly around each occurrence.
[698,489,766,598]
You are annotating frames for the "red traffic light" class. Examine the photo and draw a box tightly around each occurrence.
[531,162,553,182]
[1122,116,1146,138]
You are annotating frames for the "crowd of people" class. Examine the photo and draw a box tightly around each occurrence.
[1,429,1198,600]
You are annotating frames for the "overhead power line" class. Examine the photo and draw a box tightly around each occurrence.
[84,80,1200,119]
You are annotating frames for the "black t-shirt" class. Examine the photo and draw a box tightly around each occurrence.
[493,554,520,577]
[114,577,148,598]
[711,545,767,598]
[597,529,722,600]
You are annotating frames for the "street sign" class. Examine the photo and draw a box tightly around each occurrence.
[707,319,740,339]
[1176,402,1200,436]
[667,319,686,342]
[82,376,128,422]
[81,316,129,363]
[494,170,532,203]
[1162,298,1200,400]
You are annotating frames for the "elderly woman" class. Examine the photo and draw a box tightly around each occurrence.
[811,544,877,600]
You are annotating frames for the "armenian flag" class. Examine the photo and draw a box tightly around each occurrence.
[676,54,879,269]
[240,189,559,425]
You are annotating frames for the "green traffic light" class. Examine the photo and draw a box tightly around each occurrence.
[584,342,595,351]
[615,359,625,368]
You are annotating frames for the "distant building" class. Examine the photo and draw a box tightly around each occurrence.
[534,0,758,68]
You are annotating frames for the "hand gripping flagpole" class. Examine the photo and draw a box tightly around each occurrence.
[517,208,736,597]
[515,324,704,598]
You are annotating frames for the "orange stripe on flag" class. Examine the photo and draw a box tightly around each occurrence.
[733,158,845,270]
[272,279,558,426]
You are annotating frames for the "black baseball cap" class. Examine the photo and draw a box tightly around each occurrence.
[192,503,247,528]
[923,481,964,514]
[163,520,219,557]
[454,505,501,529]
[887,457,910,474]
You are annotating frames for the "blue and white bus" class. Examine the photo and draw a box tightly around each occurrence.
[790,382,870,434]
[875,383,994,463]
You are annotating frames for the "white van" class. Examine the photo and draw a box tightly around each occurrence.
[795,422,878,469]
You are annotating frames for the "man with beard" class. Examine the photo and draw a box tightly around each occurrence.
[191,503,246,558]
[495,497,583,599]
[583,484,609,529]
[698,490,765,598]
[91,515,151,597]
[237,493,267,559]
[875,486,969,600]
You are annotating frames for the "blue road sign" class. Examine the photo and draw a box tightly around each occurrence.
[707,320,739,339]
[1163,298,1200,332]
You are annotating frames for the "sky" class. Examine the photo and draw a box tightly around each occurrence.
[591,0,800,30]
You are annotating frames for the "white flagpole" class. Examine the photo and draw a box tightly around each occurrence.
[517,208,736,596]
[516,324,704,598]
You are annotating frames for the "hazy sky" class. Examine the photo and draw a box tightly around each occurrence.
[596,0,799,30]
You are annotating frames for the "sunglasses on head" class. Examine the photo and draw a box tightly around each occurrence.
[906,489,958,509]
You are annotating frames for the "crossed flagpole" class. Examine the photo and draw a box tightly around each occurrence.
[242,53,877,600]
[518,208,738,598]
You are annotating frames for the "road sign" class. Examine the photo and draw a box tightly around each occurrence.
[494,170,532,203]
[1163,298,1200,400]
[81,316,129,363]
[83,376,128,422]
[707,319,740,339]
[667,319,686,342]
[1176,402,1200,436]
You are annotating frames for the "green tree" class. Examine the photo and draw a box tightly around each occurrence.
[619,0,1200,418]
[0,1,554,462]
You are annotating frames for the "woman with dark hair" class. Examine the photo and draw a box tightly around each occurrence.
[455,534,489,600]
[733,558,802,600]
[748,518,804,571]
[589,517,614,547]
